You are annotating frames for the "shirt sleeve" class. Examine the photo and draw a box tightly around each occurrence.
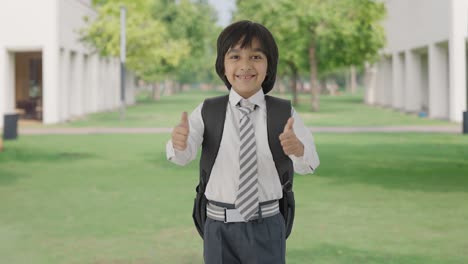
[289,107,320,174]
[166,102,204,166]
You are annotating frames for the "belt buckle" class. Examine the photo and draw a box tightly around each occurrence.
[224,208,246,223]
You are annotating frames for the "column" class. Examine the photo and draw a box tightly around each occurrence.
[82,54,89,115]
[448,0,467,122]
[383,57,393,107]
[69,52,77,116]
[59,48,70,121]
[375,60,385,105]
[405,50,421,112]
[429,43,449,119]
[0,50,15,127]
[0,48,6,127]
[89,54,99,113]
[43,45,60,124]
[75,53,84,116]
[392,52,405,109]
[364,62,377,105]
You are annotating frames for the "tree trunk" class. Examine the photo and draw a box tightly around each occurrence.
[346,69,351,93]
[152,83,160,101]
[277,79,286,94]
[164,79,173,96]
[288,62,298,106]
[309,41,320,111]
[350,65,357,94]
[319,79,326,95]
[175,81,182,93]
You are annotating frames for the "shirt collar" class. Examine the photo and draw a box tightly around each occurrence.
[229,88,266,109]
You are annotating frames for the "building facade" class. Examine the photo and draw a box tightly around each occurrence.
[0,0,135,127]
[366,0,468,122]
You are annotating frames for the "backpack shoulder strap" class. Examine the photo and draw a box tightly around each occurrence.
[265,95,296,239]
[265,95,294,189]
[199,95,229,190]
[193,95,228,239]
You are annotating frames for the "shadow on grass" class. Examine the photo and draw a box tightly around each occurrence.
[0,148,95,163]
[0,146,95,185]
[0,168,28,185]
[287,243,460,264]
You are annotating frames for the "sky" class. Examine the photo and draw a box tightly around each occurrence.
[207,0,236,26]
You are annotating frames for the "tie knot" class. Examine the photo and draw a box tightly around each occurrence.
[238,99,255,115]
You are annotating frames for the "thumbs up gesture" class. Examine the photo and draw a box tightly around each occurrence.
[279,117,304,157]
[172,112,190,151]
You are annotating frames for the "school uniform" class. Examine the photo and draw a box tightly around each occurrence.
[166,88,320,263]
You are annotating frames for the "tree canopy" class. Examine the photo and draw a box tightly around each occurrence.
[235,0,386,110]
[81,0,220,84]
[83,0,386,109]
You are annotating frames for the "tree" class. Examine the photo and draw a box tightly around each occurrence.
[235,0,309,106]
[297,0,386,110]
[235,0,386,111]
[154,0,220,86]
[82,0,189,82]
[83,0,221,98]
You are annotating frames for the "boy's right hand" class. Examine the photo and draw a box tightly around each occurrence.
[172,112,190,151]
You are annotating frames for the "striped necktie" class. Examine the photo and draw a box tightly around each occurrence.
[235,99,258,221]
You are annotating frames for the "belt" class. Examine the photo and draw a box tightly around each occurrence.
[207,200,280,223]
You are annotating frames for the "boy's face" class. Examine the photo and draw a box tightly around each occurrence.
[224,38,267,99]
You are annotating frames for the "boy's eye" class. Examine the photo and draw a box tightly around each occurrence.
[252,55,263,60]
[229,55,240,60]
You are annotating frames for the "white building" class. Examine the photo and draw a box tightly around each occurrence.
[0,0,136,127]
[365,0,468,122]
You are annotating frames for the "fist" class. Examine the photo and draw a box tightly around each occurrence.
[279,117,304,157]
[172,112,190,151]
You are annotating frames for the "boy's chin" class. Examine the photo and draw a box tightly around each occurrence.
[232,87,262,98]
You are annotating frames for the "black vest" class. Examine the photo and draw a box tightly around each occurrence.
[192,94,296,239]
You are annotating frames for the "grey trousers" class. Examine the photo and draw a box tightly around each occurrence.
[203,213,286,264]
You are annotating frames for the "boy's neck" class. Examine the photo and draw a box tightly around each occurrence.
[232,88,262,100]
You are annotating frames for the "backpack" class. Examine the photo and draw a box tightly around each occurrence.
[192,94,295,239]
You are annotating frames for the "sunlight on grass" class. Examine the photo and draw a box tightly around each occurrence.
[1,133,467,263]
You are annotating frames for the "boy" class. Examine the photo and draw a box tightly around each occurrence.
[166,20,319,264]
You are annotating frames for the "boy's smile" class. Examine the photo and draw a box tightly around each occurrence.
[224,38,268,98]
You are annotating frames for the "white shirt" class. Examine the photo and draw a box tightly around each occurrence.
[166,89,320,204]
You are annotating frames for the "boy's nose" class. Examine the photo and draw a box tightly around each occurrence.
[239,60,253,71]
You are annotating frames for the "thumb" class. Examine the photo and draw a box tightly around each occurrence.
[283,117,294,133]
[180,112,189,128]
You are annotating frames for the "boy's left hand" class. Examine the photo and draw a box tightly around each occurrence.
[279,117,304,157]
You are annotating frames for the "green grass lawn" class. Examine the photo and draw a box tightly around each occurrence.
[292,93,456,127]
[1,133,467,263]
[28,89,456,128]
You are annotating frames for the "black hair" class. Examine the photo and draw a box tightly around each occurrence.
[215,20,279,94]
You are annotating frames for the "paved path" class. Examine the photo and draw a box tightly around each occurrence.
[18,125,462,135]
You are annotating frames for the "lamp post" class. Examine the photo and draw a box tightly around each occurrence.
[464,111,468,134]
[120,6,126,121]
